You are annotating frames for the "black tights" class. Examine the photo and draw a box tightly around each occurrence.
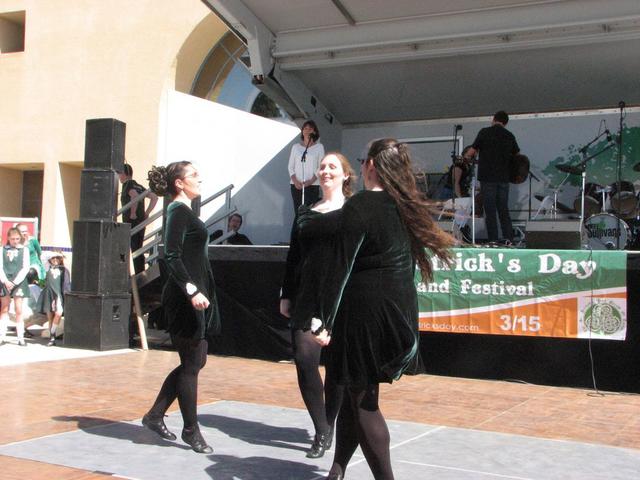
[293,329,343,435]
[328,384,394,480]
[148,337,208,430]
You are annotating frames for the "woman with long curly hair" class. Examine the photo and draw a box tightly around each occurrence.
[281,153,355,458]
[313,139,454,479]
[142,161,220,454]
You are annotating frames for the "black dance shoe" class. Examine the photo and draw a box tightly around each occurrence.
[325,425,334,450]
[182,427,213,454]
[142,413,177,441]
[306,431,331,458]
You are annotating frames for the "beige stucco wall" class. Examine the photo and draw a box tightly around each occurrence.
[0,0,227,247]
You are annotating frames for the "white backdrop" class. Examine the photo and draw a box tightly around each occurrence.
[158,90,299,242]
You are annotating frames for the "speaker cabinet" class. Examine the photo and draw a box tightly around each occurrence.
[84,118,126,171]
[72,220,131,294]
[79,169,118,220]
[525,220,582,249]
[64,292,131,350]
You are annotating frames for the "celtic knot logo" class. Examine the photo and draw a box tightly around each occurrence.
[582,301,624,335]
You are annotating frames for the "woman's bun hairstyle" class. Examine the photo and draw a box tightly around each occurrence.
[147,166,169,196]
[147,161,193,197]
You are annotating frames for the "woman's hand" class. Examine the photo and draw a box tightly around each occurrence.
[312,329,331,346]
[279,298,292,318]
[4,281,14,291]
[191,292,210,311]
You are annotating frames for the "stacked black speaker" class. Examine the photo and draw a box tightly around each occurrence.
[65,119,132,351]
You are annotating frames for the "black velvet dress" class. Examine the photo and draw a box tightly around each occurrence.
[282,205,342,330]
[162,202,220,340]
[318,190,419,386]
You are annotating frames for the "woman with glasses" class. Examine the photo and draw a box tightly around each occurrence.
[314,139,454,479]
[142,162,219,454]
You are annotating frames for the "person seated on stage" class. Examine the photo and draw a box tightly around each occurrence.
[209,213,253,245]
[435,146,475,200]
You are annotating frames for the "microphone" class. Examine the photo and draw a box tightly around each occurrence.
[455,124,463,131]
[310,132,318,142]
[619,101,625,110]
[605,129,612,142]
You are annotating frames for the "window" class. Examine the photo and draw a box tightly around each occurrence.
[0,10,25,54]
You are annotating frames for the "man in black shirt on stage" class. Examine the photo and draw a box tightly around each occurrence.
[466,111,520,244]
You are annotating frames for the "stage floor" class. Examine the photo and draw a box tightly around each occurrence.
[1,344,639,479]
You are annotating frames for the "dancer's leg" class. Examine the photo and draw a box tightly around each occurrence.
[324,364,344,428]
[351,384,394,480]
[327,388,360,478]
[0,296,9,341]
[174,338,208,429]
[293,329,330,435]
[14,297,24,341]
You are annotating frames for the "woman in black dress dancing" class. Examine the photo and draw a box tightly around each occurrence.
[142,161,220,454]
[314,139,454,479]
[281,153,354,458]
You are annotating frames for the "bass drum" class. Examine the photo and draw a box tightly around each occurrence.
[574,182,603,218]
[609,181,636,218]
[583,213,630,250]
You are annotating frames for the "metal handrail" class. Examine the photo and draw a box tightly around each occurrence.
[132,236,162,261]
[131,210,163,236]
[117,188,151,216]
[201,184,234,207]
[210,229,236,245]
[131,183,236,274]
[205,207,237,230]
[143,226,162,242]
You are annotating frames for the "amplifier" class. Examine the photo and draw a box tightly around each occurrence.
[525,220,582,249]
[84,118,126,171]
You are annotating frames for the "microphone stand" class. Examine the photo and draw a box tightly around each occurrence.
[527,170,540,221]
[450,125,462,203]
[300,136,312,205]
[470,155,477,245]
[616,101,625,249]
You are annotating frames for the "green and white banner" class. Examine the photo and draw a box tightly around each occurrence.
[418,249,627,340]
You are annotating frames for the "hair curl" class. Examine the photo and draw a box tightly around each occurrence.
[147,161,192,197]
[367,138,454,281]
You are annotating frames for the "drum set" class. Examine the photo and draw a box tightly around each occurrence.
[554,162,640,250]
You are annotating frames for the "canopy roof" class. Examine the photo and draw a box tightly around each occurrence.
[204,0,640,124]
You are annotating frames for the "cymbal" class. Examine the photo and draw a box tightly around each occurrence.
[556,163,584,175]
[533,194,577,214]
[633,162,640,172]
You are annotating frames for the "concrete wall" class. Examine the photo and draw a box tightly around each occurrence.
[0,0,227,247]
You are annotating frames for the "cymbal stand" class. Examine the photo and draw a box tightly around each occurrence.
[579,157,587,236]
[574,139,617,244]
[527,170,540,221]
[553,173,572,219]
